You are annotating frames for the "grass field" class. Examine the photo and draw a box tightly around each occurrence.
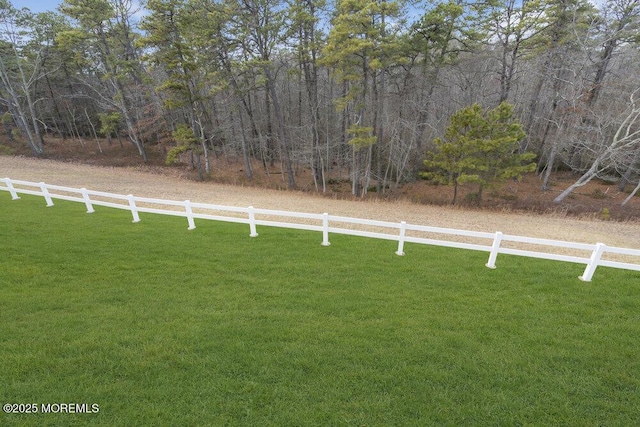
[1,193,639,426]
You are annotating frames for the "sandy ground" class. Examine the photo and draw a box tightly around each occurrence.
[2,156,639,260]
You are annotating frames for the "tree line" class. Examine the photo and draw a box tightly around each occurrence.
[1,0,639,202]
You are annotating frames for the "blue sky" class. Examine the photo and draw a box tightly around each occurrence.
[9,0,149,19]
[11,0,62,13]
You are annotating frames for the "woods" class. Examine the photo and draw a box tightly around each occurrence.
[1,0,639,203]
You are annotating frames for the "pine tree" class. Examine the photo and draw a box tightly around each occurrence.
[408,0,487,173]
[422,102,536,205]
[321,0,402,196]
[139,0,211,177]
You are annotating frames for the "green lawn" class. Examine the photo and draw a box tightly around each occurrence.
[1,193,639,426]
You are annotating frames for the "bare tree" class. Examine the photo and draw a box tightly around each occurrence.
[0,3,45,155]
[554,87,640,203]
[585,0,640,107]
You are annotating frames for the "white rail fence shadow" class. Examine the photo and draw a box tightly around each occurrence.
[2,177,640,282]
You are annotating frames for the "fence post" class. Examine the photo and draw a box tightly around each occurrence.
[580,243,606,282]
[248,206,258,237]
[39,182,54,207]
[485,231,503,269]
[4,178,20,200]
[81,188,95,213]
[322,213,330,246]
[396,221,407,256]
[184,200,196,230]
[127,194,140,223]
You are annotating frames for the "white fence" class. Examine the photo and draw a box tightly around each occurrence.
[2,177,640,282]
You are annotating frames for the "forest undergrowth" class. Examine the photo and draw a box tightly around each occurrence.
[5,136,640,222]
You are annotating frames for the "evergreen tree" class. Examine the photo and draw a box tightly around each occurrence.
[321,0,402,196]
[422,102,536,205]
[406,0,488,173]
[140,0,211,176]
[487,0,550,104]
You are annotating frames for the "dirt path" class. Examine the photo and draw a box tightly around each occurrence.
[2,156,639,255]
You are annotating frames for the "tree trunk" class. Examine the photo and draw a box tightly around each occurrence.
[617,151,639,191]
[84,108,103,153]
[352,145,359,196]
[237,107,253,180]
[622,180,640,206]
[541,143,558,191]
[43,69,67,139]
[553,160,600,203]
[542,121,566,190]
[452,180,459,205]
[264,66,295,189]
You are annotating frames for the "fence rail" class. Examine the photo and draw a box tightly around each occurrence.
[2,177,640,282]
